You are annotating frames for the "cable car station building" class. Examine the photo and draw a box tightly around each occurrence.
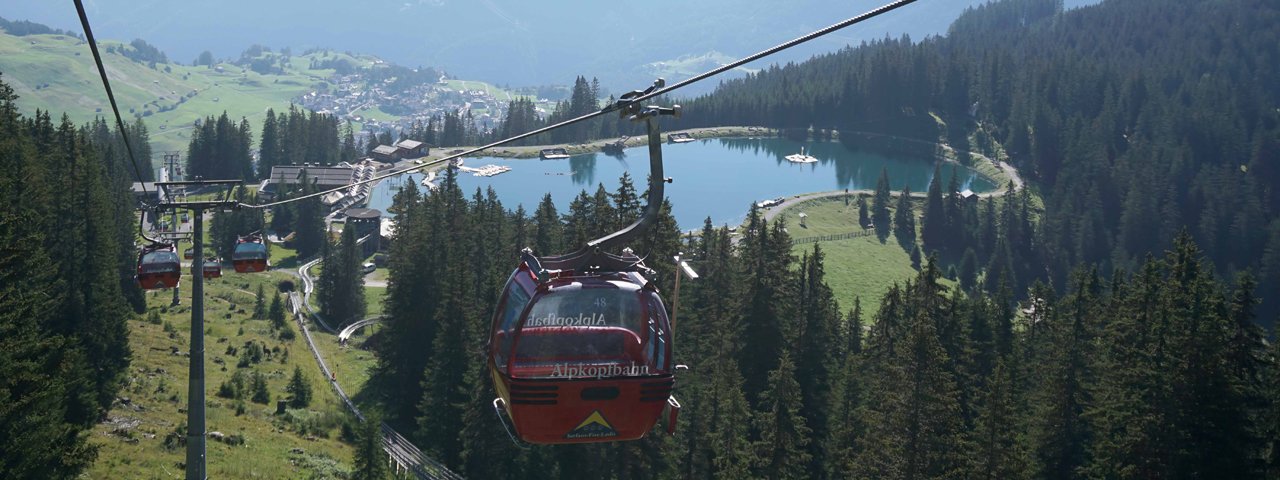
[259,164,355,200]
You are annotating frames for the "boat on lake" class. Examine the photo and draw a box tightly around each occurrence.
[785,146,818,164]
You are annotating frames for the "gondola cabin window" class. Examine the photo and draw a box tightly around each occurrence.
[494,279,532,373]
[141,251,179,272]
[232,242,268,260]
[511,283,653,379]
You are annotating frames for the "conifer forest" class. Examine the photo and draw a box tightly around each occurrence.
[2,0,1280,478]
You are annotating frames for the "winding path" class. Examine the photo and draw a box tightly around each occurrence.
[338,316,383,343]
[286,258,462,479]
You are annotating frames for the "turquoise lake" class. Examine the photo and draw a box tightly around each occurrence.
[367,137,998,230]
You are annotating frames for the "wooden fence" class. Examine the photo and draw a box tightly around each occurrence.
[791,229,873,245]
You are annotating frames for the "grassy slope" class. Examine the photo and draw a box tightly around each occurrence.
[0,30,372,154]
[90,271,356,479]
[772,195,953,313]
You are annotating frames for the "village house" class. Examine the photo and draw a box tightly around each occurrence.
[394,139,430,158]
[371,144,399,162]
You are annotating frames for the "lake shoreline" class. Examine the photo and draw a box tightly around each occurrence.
[372,136,1006,233]
[465,126,778,159]
[415,126,1015,189]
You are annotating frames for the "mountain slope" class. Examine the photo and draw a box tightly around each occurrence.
[4,0,1100,91]
[0,30,361,155]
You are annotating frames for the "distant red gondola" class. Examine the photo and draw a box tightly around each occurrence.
[232,234,268,273]
[137,243,180,290]
[202,258,222,279]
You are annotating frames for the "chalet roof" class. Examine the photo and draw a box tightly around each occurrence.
[394,139,425,150]
[267,165,354,186]
[960,189,976,199]
[372,145,399,155]
[344,208,381,220]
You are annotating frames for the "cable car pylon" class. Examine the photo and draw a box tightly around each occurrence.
[150,179,243,480]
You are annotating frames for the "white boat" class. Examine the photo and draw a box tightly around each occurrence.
[786,146,818,164]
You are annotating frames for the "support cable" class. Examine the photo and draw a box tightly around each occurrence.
[73,0,151,197]
[239,0,919,210]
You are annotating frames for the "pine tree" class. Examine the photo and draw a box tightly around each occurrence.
[1266,336,1280,477]
[286,366,312,408]
[705,341,753,479]
[252,284,266,319]
[753,351,812,479]
[973,360,1025,480]
[612,171,642,224]
[416,265,473,467]
[292,172,326,258]
[872,168,892,241]
[319,222,367,325]
[959,248,979,291]
[563,190,593,248]
[853,264,967,479]
[258,108,280,179]
[894,186,916,250]
[826,329,866,477]
[739,217,798,401]
[856,194,870,229]
[795,245,841,478]
[269,294,286,329]
[250,371,270,404]
[352,411,392,480]
[456,316,521,479]
[922,163,947,255]
[1085,238,1254,480]
[1025,274,1092,480]
[532,193,562,255]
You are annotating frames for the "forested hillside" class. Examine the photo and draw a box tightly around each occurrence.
[5,0,1280,478]
[358,1,1280,478]
[681,0,1280,323]
[369,158,1280,479]
[0,74,140,477]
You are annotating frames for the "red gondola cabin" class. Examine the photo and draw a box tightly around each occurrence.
[136,243,180,290]
[232,236,268,273]
[203,259,222,279]
[488,262,678,444]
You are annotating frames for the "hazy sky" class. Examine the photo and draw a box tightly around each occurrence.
[1,0,1101,90]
